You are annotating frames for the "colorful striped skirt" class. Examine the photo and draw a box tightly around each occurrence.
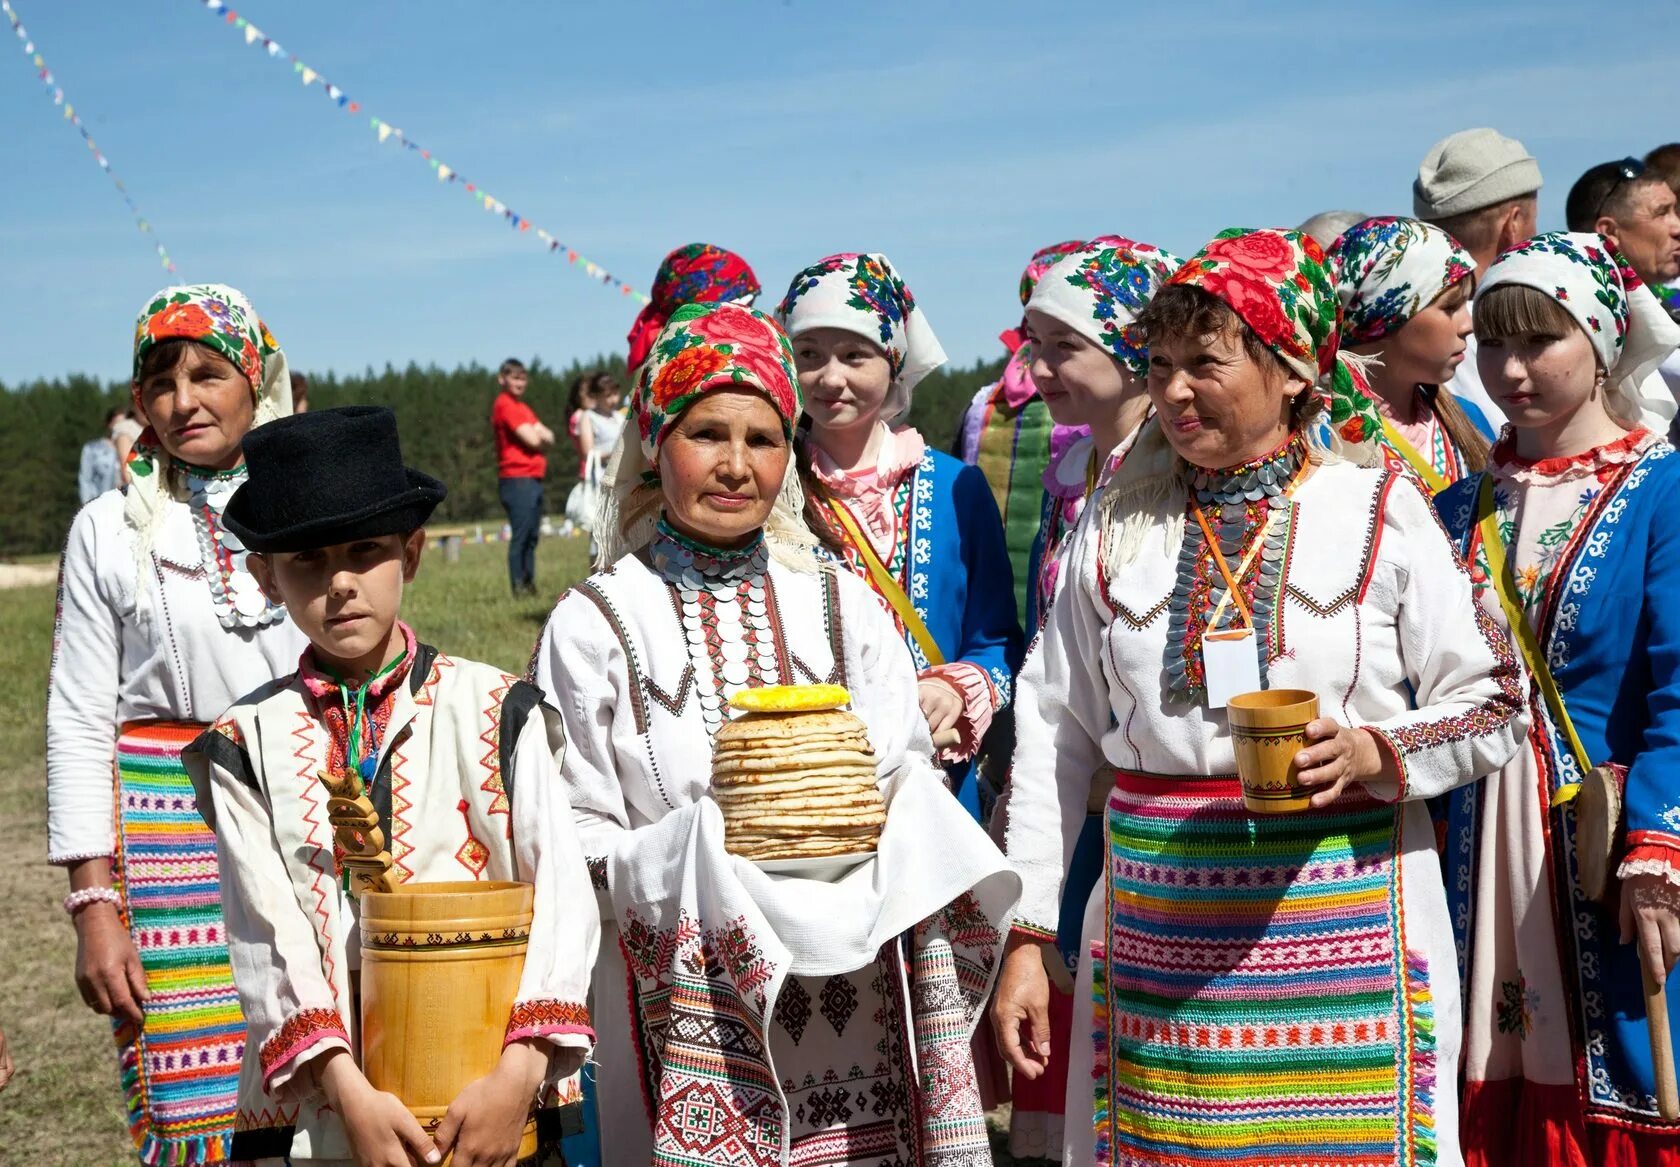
[112,720,243,1165]
[1092,770,1435,1167]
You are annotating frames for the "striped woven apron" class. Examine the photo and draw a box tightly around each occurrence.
[112,720,243,1165]
[1092,770,1436,1167]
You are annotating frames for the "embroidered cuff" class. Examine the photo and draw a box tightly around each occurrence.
[504,998,595,1049]
[921,662,999,764]
[1009,920,1058,945]
[1621,831,1680,889]
[260,1006,351,1093]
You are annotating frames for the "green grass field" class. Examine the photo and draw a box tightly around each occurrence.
[0,534,1034,1164]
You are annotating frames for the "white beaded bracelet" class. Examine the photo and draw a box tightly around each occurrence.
[63,887,122,917]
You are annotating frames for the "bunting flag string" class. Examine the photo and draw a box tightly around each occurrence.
[192,0,649,304]
[3,0,177,273]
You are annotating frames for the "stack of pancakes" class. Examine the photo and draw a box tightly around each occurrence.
[712,707,886,861]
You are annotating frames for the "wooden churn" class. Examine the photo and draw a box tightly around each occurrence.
[359,881,539,1159]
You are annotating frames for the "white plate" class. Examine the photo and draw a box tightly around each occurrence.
[753,851,875,882]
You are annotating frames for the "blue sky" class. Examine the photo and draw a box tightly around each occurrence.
[2,0,1676,386]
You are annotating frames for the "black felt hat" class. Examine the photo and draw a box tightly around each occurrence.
[223,406,447,553]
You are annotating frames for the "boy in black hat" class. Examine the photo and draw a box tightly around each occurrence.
[184,406,597,1166]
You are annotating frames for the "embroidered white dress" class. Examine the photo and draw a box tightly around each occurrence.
[531,542,1020,1167]
[47,486,302,862]
[185,643,599,1164]
[1005,457,1526,1166]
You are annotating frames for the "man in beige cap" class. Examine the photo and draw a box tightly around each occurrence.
[1414,127,1544,423]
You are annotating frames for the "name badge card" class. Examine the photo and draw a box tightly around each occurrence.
[1203,628,1261,709]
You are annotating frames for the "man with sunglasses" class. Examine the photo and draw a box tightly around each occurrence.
[1568,157,1680,418]
[1568,158,1680,297]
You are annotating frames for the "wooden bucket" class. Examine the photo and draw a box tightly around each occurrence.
[360,880,537,1161]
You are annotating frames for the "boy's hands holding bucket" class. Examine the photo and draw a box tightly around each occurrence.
[1293,719,1397,808]
[317,1049,442,1166]
[433,1039,548,1167]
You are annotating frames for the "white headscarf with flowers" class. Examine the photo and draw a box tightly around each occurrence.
[125,284,292,609]
[775,252,947,422]
[1477,232,1680,428]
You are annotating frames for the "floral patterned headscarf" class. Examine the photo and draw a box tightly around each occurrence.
[635,302,800,459]
[776,252,948,420]
[1478,231,1680,424]
[1166,227,1381,444]
[1024,239,1183,377]
[627,243,761,372]
[998,238,1091,353]
[1330,217,1475,345]
[125,283,292,608]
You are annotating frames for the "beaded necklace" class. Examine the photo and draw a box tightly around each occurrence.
[173,458,285,631]
[650,518,780,737]
[1166,433,1307,705]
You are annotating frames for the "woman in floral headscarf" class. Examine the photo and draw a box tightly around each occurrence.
[957,238,1091,617]
[992,228,1526,1166]
[1330,216,1496,490]
[531,302,1018,1167]
[46,285,304,1164]
[625,242,761,374]
[778,252,1023,819]
[1435,233,1680,1166]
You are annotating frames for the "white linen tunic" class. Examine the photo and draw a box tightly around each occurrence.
[532,553,1019,1167]
[1005,460,1527,1166]
[46,488,303,862]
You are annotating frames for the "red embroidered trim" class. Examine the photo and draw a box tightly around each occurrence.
[1624,831,1680,867]
[503,998,594,1046]
[1009,920,1058,944]
[259,1007,348,1084]
[1491,427,1653,480]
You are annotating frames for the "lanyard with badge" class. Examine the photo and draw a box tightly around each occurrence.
[1190,462,1309,708]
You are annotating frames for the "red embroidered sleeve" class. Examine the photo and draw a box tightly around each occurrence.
[503,998,594,1047]
[259,1006,350,1090]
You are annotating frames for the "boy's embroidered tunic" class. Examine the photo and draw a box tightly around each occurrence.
[186,629,598,1162]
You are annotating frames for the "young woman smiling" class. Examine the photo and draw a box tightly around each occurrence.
[778,252,1022,819]
[1436,232,1680,1165]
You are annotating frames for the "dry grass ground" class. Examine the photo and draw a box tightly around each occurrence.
[0,533,1040,1164]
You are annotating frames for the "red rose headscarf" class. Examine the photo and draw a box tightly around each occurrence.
[626,243,761,372]
[634,302,800,459]
[598,302,817,569]
[1166,227,1381,443]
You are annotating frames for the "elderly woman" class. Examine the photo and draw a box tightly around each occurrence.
[1436,233,1680,1165]
[778,252,1022,817]
[47,284,303,1164]
[992,228,1526,1166]
[1330,216,1496,488]
[530,302,1018,1167]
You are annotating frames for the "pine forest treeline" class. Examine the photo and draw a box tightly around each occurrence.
[0,353,1007,556]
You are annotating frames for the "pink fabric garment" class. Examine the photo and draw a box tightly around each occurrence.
[809,424,926,562]
[810,423,997,761]
[997,344,1039,409]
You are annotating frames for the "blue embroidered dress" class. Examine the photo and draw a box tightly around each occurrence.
[1437,427,1680,1161]
[813,428,1023,819]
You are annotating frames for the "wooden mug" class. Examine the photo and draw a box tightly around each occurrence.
[1228,689,1318,814]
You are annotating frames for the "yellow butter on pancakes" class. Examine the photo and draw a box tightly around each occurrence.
[713,685,886,861]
